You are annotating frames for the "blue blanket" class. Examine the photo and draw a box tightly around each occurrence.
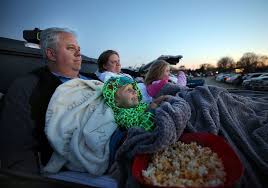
[114,85,268,188]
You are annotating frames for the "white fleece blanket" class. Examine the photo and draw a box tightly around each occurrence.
[43,79,117,176]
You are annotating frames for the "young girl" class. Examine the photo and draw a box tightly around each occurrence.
[144,60,187,98]
[102,76,168,131]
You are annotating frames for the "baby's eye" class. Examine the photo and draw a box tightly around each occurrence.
[127,88,135,93]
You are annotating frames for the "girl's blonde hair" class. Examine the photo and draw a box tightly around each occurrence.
[144,60,169,85]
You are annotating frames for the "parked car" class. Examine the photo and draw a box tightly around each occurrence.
[121,68,141,78]
[242,73,268,88]
[225,74,241,84]
[169,74,205,88]
[258,73,268,77]
[139,55,183,73]
[248,76,268,91]
[215,73,231,82]
[186,78,205,88]
[242,72,266,81]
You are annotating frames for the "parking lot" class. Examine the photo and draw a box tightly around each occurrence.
[202,76,242,89]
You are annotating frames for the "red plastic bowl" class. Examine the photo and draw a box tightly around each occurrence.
[132,133,244,188]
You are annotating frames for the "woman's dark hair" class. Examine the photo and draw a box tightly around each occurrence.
[97,50,119,73]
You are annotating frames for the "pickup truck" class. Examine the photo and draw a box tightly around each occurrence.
[0,35,112,188]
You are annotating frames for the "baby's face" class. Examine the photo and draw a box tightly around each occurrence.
[115,84,139,108]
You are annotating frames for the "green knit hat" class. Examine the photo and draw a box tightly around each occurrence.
[102,76,154,131]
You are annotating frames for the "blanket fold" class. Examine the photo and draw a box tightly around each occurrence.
[113,95,191,188]
[44,79,117,176]
[115,95,191,160]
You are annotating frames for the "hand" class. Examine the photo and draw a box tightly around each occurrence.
[149,102,158,109]
[148,95,169,110]
[153,95,169,105]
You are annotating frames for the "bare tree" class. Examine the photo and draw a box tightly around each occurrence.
[236,52,259,73]
[258,55,268,67]
[217,57,235,72]
[199,63,215,71]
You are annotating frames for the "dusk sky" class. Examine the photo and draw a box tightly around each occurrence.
[1,0,267,69]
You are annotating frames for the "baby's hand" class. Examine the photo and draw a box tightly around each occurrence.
[153,95,169,105]
[149,102,158,109]
[148,95,169,110]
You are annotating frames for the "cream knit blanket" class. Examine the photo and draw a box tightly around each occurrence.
[44,79,117,176]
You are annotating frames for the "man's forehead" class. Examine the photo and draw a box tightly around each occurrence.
[58,32,78,45]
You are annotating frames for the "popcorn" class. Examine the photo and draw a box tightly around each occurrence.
[142,141,226,187]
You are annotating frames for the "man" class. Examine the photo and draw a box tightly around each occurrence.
[0,27,99,174]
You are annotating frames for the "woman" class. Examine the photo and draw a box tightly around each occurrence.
[96,50,132,82]
[96,50,152,103]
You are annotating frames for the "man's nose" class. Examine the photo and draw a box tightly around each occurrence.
[74,48,81,57]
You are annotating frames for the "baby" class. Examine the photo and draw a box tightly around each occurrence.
[102,76,167,131]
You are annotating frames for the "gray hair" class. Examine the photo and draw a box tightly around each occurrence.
[40,27,77,58]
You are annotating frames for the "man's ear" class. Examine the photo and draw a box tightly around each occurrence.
[46,48,57,62]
